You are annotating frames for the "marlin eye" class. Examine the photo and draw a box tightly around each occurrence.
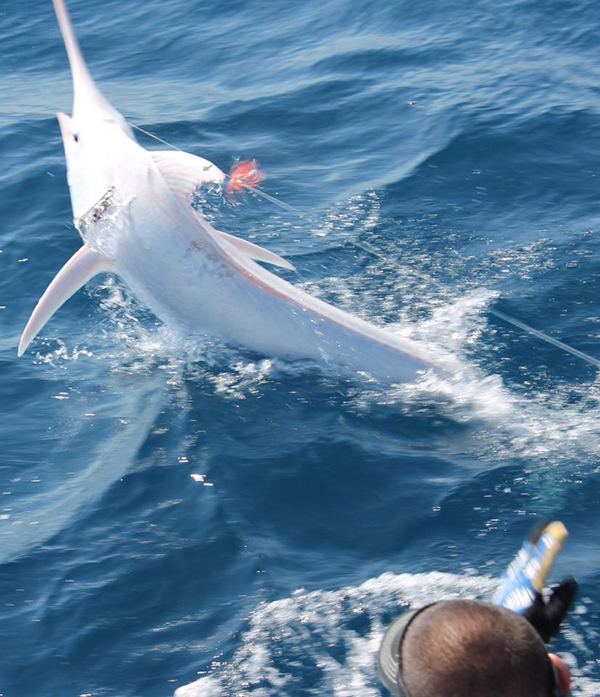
[73,134,79,142]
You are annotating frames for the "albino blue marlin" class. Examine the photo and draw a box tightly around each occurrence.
[19,0,453,383]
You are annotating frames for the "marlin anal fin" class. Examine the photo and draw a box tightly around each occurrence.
[150,150,226,201]
[18,246,115,357]
[217,230,295,271]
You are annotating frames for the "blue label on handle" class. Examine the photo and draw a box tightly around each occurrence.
[494,521,568,615]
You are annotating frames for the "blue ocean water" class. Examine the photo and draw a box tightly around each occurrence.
[1,0,600,694]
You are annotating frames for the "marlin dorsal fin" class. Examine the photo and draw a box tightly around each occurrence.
[149,150,294,269]
[18,246,114,357]
[149,150,226,201]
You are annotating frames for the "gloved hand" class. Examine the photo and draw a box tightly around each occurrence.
[494,520,577,643]
[524,577,578,644]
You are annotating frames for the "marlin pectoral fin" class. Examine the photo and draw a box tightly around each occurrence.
[149,150,226,201]
[216,230,296,271]
[18,246,115,357]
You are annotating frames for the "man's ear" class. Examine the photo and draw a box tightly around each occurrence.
[548,653,570,695]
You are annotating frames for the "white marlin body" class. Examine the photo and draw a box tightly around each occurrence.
[19,0,452,383]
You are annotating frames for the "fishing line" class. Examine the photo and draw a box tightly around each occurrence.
[131,122,303,206]
[131,123,186,152]
[132,123,300,212]
[130,121,600,370]
[349,239,600,369]
[247,187,309,215]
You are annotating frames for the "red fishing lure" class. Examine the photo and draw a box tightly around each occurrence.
[226,159,265,198]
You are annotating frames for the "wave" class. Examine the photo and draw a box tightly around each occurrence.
[175,570,596,697]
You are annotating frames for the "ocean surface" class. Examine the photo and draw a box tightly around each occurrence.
[1,0,600,694]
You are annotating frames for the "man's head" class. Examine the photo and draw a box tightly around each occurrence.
[379,600,570,697]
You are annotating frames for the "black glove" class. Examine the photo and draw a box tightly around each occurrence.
[524,577,578,643]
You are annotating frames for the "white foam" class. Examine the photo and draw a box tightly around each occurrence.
[344,282,600,469]
[175,571,497,697]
